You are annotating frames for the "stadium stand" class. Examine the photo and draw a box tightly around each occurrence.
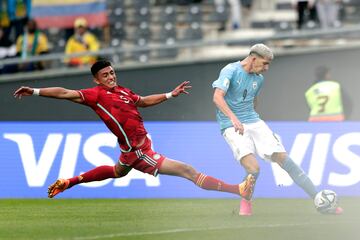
[1,0,360,75]
[156,5,177,24]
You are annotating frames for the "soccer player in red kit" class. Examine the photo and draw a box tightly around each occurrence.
[14,60,254,200]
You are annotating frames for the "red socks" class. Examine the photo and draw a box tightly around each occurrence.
[66,167,240,197]
[68,165,117,188]
[195,173,239,195]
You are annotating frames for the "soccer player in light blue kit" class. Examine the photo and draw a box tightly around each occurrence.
[212,43,343,216]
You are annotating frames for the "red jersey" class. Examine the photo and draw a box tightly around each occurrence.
[78,85,147,152]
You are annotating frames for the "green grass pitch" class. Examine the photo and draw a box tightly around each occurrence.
[0,198,359,240]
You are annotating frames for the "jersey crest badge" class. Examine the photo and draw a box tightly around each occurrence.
[252,82,258,90]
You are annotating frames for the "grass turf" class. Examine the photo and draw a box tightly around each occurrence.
[0,198,359,240]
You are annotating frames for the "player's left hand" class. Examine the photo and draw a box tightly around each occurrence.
[171,81,192,97]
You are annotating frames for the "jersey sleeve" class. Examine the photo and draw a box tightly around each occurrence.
[77,87,98,107]
[127,89,141,103]
[212,64,234,93]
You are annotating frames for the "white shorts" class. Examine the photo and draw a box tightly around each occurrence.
[223,120,286,162]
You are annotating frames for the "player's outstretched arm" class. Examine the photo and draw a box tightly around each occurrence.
[136,81,192,108]
[13,86,83,103]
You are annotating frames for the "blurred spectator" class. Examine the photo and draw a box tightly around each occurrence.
[292,0,317,29]
[1,0,32,42]
[240,0,253,29]
[305,66,345,121]
[176,0,203,4]
[15,19,49,72]
[215,0,241,30]
[0,25,17,74]
[65,17,100,67]
[316,0,342,29]
[215,0,254,30]
[256,0,276,10]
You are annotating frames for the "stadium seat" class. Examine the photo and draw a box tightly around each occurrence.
[45,28,65,53]
[158,5,177,23]
[111,54,123,64]
[133,7,151,24]
[183,5,202,23]
[133,22,151,40]
[207,5,228,23]
[156,38,178,59]
[158,22,177,42]
[103,52,124,64]
[251,21,274,29]
[110,21,126,40]
[107,0,124,9]
[183,22,203,41]
[90,27,104,42]
[110,38,122,48]
[53,39,66,53]
[132,0,150,9]
[274,21,295,32]
[108,7,126,24]
[132,38,150,63]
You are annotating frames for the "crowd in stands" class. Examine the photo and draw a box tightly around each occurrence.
[292,0,342,30]
[65,17,100,67]
[0,0,359,75]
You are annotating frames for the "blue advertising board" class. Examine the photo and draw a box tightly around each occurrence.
[1,121,359,198]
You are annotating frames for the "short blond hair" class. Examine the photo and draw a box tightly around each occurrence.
[249,43,274,60]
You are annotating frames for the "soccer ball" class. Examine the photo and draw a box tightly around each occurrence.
[314,190,338,213]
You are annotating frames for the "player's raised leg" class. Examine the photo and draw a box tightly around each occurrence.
[48,163,131,198]
[272,152,343,215]
[158,158,254,198]
[273,152,318,198]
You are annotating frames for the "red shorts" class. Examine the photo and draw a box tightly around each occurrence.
[119,137,165,176]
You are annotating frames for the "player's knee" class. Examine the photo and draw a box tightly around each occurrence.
[115,163,130,177]
[180,164,198,181]
[114,165,122,177]
[240,158,259,173]
[271,152,288,165]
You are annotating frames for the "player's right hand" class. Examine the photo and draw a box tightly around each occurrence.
[231,117,244,135]
[13,86,34,99]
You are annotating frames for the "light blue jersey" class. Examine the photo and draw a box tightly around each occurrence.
[212,61,264,132]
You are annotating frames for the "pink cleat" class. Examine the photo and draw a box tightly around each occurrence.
[239,198,252,216]
[321,206,344,215]
[334,207,344,215]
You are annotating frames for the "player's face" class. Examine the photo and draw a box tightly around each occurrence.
[252,56,271,74]
[94,66,117,88]
[75,26,86,35]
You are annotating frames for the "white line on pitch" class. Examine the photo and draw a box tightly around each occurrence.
[63,221,342,240]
